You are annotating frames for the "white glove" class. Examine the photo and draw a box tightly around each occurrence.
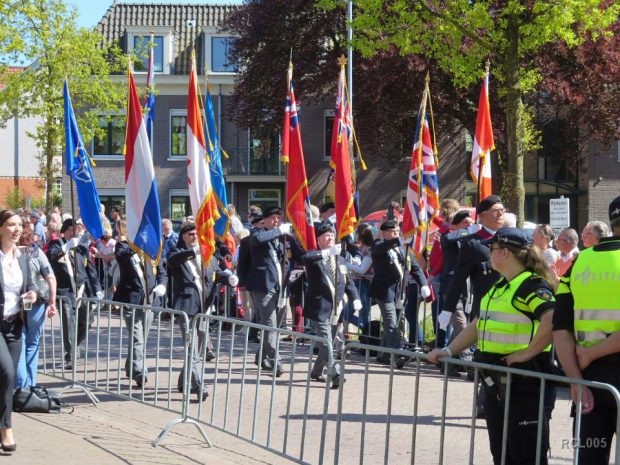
[68,237,80,249]
[438,311,452,330]
[193,245,201,256]
[329,244,341,256]
[279,223,292,235]
[228,274,239,287]
[420,285,431,299]
[152,284,166,297]
[95,291,104,300]
[353,300,363,312]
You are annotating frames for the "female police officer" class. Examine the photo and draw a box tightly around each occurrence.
[428,227,556,465]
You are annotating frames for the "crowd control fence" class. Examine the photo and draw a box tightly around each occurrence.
[37,298,620,465]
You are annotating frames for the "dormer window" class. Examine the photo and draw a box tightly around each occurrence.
[126,26,173,74]
[133,35,164,72]
[203,27,238,74]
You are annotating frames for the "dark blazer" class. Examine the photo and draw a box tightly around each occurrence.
[113,241,168,305]
[245,227,288,294]
[443,229,499,319]
[166,246,222,316]
[302,251,359,322]
[440,227,473,298]
[0,250,33,320]
[46,238,101,296]
[369,238,405,302]
[235,228,260,289]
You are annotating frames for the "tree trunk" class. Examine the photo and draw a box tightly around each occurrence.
[42,117,56,212]
[502,12,525,227]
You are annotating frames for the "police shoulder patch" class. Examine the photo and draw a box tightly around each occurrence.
[535,287,553,302]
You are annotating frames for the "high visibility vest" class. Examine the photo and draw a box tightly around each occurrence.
[477,271,549,355]
[566,243,620,347]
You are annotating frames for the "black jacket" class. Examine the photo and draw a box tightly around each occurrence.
[46,238,101,296]
[113,241,167,305]
[369,238,405,302]
[443,229,499,319]
[302,251,359,322]
[440,227,473,298]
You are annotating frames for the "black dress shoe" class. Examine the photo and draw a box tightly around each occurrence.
[1,442,16,452]
[311,374,326,383]
[191,386,209,401]
[330,374,342,390]
[275,365,284,378]
[134,376,148,388]
[395,356,409,369]
[205,351,216,362]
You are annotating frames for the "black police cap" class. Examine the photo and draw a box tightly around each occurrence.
[249,212,263,225]
[451,210,472,226]
[484,227,533,249]
[476,195,502,215]
[319,202,335,214]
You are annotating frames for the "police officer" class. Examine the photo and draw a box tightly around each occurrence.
[428,228,557,465]
[303,221,360,388]
[553,194,620,464]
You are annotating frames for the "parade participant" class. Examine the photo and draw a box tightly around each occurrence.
[369,218,427,368]
[245,206,294,377]
[552,195,620,464]
[166,223,210,400]
[533,224,559,267]
[46,218,103,369]
[0,210,35,452]
[303,221,360,388]
[346,224,374,334]
[113,219,167,388]
[580,220,609,249]
[237,211,263,342]
[439,195,505,330]
[15,227,57,390]
[553,228,579,277]
[428,227,556,465]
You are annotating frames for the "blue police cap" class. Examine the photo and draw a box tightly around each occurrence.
[483,227,533,249]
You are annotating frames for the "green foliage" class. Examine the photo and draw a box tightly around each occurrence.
[0,0,127,209]
[4,186,23,210]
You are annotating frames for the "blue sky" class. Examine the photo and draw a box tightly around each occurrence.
[69,0,243,28]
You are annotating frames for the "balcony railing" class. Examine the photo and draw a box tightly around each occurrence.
[222,147,282,176]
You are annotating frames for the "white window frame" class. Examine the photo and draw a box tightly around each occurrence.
[248,188,281,211]
[91,112,126,160]
[169,189,190,220]
[203,27,238,75]
[126,26,173,75]
[169,109,188,161]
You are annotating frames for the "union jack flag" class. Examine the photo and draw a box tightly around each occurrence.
[402,87,440,256]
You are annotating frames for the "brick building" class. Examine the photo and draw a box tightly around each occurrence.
[61,2,618,229]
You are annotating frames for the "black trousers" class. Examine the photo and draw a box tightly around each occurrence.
[483,376,554,465]
[0,318,23,428]
[575,360,620,465]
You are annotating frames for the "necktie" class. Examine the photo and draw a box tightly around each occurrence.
[329,256,336,282]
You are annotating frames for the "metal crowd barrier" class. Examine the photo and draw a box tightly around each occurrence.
[333,342,620,465]
[178,313,335,465]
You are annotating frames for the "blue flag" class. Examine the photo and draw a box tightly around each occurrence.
[204,89,229,238]
[63,80,104,240]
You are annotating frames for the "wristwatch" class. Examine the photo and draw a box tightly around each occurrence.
[441,347,453,357]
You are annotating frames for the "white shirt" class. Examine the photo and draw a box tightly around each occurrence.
[0,247,23,318]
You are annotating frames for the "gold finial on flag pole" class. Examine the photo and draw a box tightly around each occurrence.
[337,54,348,67]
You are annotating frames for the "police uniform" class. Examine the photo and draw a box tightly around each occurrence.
[475,229,556,465]
[552,196,620,464]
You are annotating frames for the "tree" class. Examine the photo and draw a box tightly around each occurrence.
[0,0,125,210]
[318,0,619,224]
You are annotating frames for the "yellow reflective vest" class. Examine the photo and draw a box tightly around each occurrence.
[556,240,620,347]
[477,271,554,355]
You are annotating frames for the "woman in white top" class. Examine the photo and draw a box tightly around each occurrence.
[533,224,559,267]
[0,209,36,452]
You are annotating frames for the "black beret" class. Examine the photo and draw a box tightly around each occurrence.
[609,195,620,222]
[476,195,502,214]
[380,219,398,231]
[315,220,336,238]
[451,210,472,226]
[484,227,533,249]
[319,202,335,214]
[179,222,197,236]
[263,206,282,218]
[250,212,263,225]
[60,218,75,234]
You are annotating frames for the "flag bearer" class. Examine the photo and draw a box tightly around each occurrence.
[553,194,620,465]
[428,228,556,465]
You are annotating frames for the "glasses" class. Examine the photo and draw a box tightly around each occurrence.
[489,208,506,215]
[557,237,569,242]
